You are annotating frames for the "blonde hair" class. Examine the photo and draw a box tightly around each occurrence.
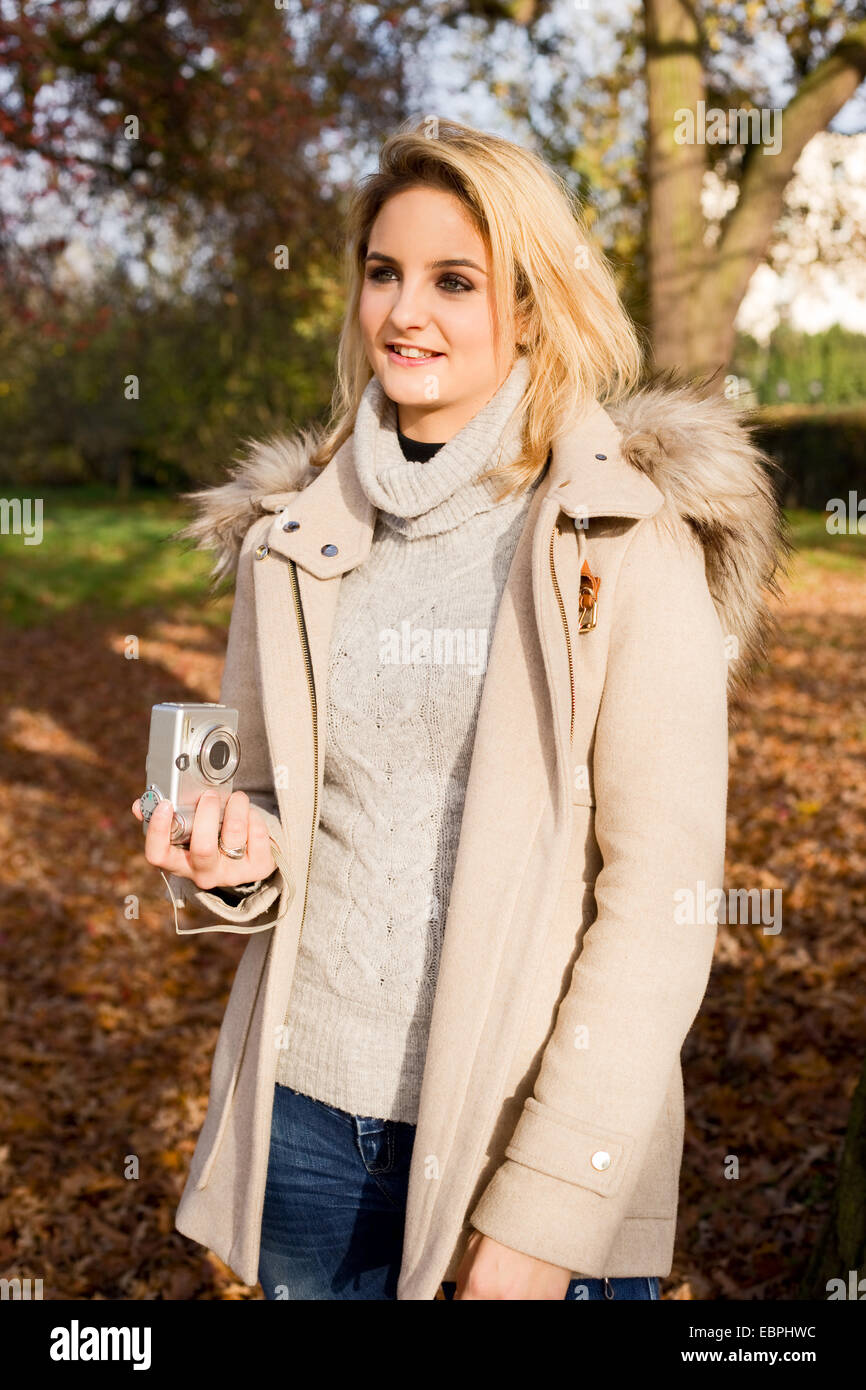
[309,115,645,496]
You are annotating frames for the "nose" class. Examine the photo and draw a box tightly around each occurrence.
[386,276,433,332]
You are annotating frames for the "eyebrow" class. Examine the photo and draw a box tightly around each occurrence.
[364,251,487,275]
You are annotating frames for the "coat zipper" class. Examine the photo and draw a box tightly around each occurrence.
[287,557,319,926]
[549,522,575,744]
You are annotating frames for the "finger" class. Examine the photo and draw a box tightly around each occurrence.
[245,807,277,880]
[143,798,192,876]
[218,789,251,861]
[131,799,143,821]
[219,793,274,885]
[188,790,223,879]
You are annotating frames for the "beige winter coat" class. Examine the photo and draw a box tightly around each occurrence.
[161,378,787,1299]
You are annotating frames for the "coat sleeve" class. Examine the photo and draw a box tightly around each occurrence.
[467,512,730,1275]
[161,516,296,936]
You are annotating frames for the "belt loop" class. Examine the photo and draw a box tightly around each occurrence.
[574,513,588,571]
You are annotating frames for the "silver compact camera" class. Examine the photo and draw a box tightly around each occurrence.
[139,702,241,845]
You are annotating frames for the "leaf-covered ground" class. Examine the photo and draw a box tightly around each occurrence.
[672,553,866,1300]
[1,542,863,1301]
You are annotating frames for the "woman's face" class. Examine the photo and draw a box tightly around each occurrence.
[358,185,517,441]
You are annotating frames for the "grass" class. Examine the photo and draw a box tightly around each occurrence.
[784,508,866,572]
[0,488,863,628]
[0,485,229,629]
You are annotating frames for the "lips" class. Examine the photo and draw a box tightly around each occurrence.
[385,343,444,366]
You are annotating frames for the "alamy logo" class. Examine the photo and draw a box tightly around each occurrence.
[379,622,488,675]
[826,1271,866,1300]
[49,1320,152,1370]
[0,497,43,544]
[0,1276,43,1299]
[673,880,783,935]
[674,101,782,155]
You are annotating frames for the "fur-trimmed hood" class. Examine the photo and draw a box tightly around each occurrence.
[173,376,792,704]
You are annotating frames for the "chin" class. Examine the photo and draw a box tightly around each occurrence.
[382,369,448,395]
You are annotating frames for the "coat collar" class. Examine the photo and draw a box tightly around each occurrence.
[175,374,791,701]
[256,398,664,580]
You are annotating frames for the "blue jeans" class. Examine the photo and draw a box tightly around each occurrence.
[258,1084,660,1301]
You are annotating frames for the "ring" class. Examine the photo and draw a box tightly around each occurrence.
[218,835,247,860]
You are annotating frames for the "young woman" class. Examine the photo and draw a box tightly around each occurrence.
[134,117,786,1300]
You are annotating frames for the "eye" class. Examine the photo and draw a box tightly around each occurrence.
[366,265,397,284]
[364,266,474,294]
[438,273,473,294]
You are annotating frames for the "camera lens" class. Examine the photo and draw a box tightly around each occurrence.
[210,739,230,771]
[197,725,240,784]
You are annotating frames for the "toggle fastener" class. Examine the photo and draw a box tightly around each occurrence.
[578,559,601,633]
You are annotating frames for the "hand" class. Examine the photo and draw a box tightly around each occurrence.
[131,789,275,891]
[453,1230,573,1300]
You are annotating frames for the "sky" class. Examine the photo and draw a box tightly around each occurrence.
[16,0,866,337]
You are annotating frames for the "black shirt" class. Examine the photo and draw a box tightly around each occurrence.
[397,423,446,463]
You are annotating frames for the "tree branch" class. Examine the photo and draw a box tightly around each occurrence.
[708,18,866,323]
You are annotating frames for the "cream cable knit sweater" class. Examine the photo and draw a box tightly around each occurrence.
[274,355,545,1122]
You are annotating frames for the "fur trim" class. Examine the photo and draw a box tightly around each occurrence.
[607,372,793,707]
[172,379,792,703]
[173,426,324,587]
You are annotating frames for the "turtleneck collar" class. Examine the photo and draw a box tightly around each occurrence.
[352,354,533,539]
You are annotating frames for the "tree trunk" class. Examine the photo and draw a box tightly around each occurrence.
[801,1049,866,1299]
[644,0,866,380]
[644,0,713,375]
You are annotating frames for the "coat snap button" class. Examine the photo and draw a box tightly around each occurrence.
[321,543,338,556]
[282,519,300,531]
[254,544,269,560]
[594,453,607,461]
[591,1150,611,1171]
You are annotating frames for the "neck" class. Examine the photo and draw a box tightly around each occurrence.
[351,355,533,540]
